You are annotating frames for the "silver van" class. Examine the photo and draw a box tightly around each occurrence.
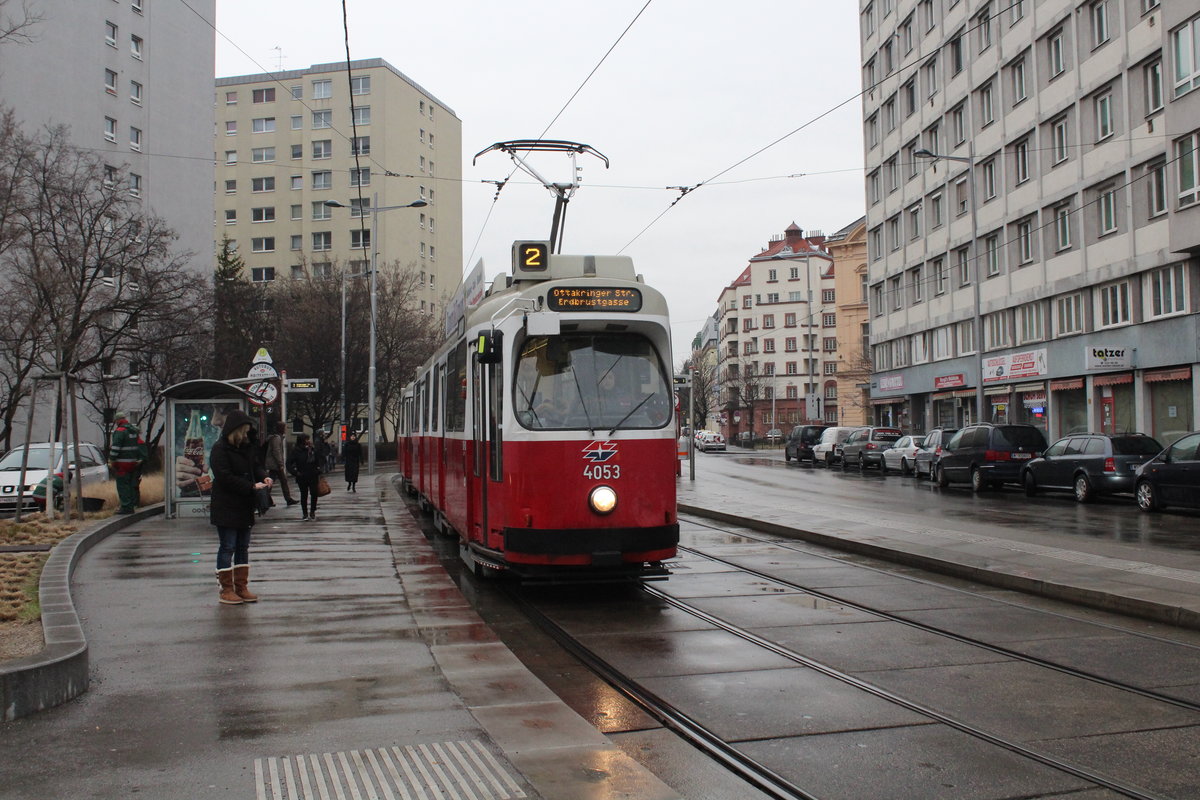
[812,426,858,467]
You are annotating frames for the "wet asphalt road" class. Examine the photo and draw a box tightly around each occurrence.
[684,448,1200,552]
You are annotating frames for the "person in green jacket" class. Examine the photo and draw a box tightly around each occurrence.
[109,411,144,514]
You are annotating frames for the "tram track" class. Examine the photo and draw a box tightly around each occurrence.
[502,516,1200,800]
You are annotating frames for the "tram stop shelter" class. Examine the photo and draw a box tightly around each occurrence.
[159,379,259,520]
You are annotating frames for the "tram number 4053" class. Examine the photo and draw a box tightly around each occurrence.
[583,464,621,480]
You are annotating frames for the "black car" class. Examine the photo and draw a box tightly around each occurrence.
[840,426,903,471]
[783,425,828,463]
[1021,433,1162,502]
[935,423,1047,491]
[1135,432,1200,512]
[913,426,958,480]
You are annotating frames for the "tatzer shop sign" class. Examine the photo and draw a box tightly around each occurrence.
[1085,346,1129,371]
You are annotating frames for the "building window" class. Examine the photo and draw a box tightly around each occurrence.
[958,320,976,354]
[251,146,274,163]
[824,337,837,351]
[224,179,236,194]
[985,234,1000,276]
[1147,264,1187,317]
[1013,139,1030,184]
[291,115,302,130]
[785,337,797,352]
[976,4,992,51]
[1052,117,1069,164]
[910,265,924,303]
[225,120,237,136]
[1148,160,1168,216]
[1055,204,1072,250]
[105,69,118,94]
[822,314,836,327]
[784,313,796,327]
[1049,29,1065,77]
[1095,91,1114,141]
[1099,187,1117,234]
[251,267,276,283]
[350,168,371,187]
[956,247,970,286]
[224,209,236,224]
[252,87,275,103]
[130,80,142,104]
[1091,1,1110,48]
[763,314,775,329]
[1017,219,1034,264]
[351,75,371,95]
[979,82,995,126]
[933,258,946,294]
[251,176,275,192]
[1146,60,1164,115]
[351,229,371,249]
[1056,293,1083,336]
[311,201,331,220]
[252,117,275,134]
[290,235,302,251]
[129,171,142,197]
[290,204,302,220]
[1018,304,1044,344]
[313,79,332,99]
[225,91,238,105]
[889,276,903,311]
[950,29,964,74]
[1178,132,1199,206]
[1175,16,1200,98]
[105,20,117,47]
[952,104,966,144]
[312,110,331,129]
[129,128,141,155]
[985,311,1010,350]
[312,140,332,160]
[955,177,969,215]
[290,85,302,100]
[1098,281,1131,327]
[924,57,938,98]
[982,159,997,200]
[1011,58,1027,102]
[824,362,838,376]
[251,236,275,252]
[290,144,302,160]
[311,231,332,251]
[312,171,332,190]
[352,106,370,125]
[290,175,301,190]
[130,35,143,59]
[908,204,921,239]
[351,136,370,156]
[822,289,835,303]
[251,207,275,223]
[104,117,117,142]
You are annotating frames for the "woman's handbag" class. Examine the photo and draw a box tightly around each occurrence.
[316,476,331,497]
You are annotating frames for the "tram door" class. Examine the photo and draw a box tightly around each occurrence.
[470,358,488,543]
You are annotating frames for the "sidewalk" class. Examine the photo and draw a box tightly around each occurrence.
[0,473,679,800]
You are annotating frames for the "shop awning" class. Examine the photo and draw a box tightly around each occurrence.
[953,389,976,398]
[984,385,1011,396]
[1144,367,1191,383]
[1014,382,1045,393]
[1050,379,1084,391]
[1092,372,1132,386]
[870,397,904,405]
[931,391,957,400]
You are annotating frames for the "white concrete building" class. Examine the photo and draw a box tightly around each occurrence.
[860,0,1200,444]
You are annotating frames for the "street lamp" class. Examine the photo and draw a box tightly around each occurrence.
[914,147,983,426]
[324,196,427,475]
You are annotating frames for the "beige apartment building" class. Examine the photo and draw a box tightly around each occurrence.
[715,224,839,443]
[827,217,871,426]
[861,0,1200,443]
[214,59,462,313]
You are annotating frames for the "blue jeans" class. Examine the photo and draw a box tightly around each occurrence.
[215,526,251,571]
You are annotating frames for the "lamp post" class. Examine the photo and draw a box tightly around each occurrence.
[914,147,983,426]
[324,197,427,475]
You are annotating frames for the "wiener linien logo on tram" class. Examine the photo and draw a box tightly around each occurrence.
[581,441,619,463]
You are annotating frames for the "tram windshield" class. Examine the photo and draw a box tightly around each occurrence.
[514,334,671,432]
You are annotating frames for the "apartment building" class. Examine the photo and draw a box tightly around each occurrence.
[687,312,720,431]
[214,60,462,313]
[826,217,872,426]
[860,0,1200,444]
[0,0,215,271]
[716,224,838,442]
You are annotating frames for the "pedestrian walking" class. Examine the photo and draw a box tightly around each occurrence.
[208,409,271,605]
[315,431,334,474]
[108,411,145,515]
[287,433,322,520]
[265,421,298,507]
[343,432,361,492]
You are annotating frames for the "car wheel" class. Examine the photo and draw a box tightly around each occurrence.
[858,454,866,472]
[900,458,911,476]
[824,453,833,468]
[1136,480,1160,512]
[935,464,949,488]
[1023,470,1038,497]
[1073,474,1093,504]
[970,467,986,493]
[784,450,792,462]
[840,454,848,471]
[880,458,889,475]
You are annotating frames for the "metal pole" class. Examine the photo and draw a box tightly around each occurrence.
[367,191,378,476]
[688,367,695,481]
[967,144,983,425]
[807,256,815,424]
[340,269,347,456]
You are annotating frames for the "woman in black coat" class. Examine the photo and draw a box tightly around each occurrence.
[343,432,362,492]
[209,409,271,605]
[287,433,322,520]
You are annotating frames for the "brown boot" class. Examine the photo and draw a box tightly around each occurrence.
[217,569,242,604]
[232,564,258,602]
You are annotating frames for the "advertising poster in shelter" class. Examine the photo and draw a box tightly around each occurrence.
[172,401,243,501]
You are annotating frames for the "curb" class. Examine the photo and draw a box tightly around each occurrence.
[1,506,162,722]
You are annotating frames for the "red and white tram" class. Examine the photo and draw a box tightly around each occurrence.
[399,241,678,580]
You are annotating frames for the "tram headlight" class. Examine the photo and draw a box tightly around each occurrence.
[588,485,617,515]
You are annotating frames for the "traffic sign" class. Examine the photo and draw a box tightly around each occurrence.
[252,347,273,364]
[247,381,279,406]
[285,378,320,393]
[247,362,278,380]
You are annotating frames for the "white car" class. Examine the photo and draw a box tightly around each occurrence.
[695,431,726,452]
[812,426,857,467]
[881,434,926,475]
[0,443,110,512]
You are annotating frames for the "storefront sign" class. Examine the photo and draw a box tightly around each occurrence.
[1022,392,1047,408]
[1085,346,1130,371]
[983,349,1047,383]
[878,374,904,391]
[934,374,966,389]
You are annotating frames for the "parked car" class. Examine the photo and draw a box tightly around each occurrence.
[935,423,1047,491]
[765,428,783,444]
[784,425,829,463]
[1135,431,1200,512]
[813,426,857,467]
[914,427,958,480]
[881,434,926,475]
[1022,433,1162,502]
[840,427,903,471]
[695,431,726,452]
[0,442,110,513]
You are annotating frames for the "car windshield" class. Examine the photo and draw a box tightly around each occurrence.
[993,427,1046,450]
[872,430,902,441]
[514,333,671,432]
[0,446,68,471]
[1112,436,1162,455]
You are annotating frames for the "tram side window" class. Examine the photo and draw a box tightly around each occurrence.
[431,366,440,432]
[489,362,503,481]
[421,376,429,434]
[446,341,467,432]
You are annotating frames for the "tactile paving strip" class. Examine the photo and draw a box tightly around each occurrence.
[254,740,527,800]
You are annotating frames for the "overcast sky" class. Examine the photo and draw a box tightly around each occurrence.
[214,1,866,362]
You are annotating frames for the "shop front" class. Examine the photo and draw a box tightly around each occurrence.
[1092,372,1134,435]
[1013,382,1049,438]
[1050,378,1086,436]
[1146,367,1193,445]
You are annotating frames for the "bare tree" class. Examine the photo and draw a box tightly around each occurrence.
[374,262,439,442]
[723,353,770,445]
[213,235,271,378]
[0,0,40,47]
